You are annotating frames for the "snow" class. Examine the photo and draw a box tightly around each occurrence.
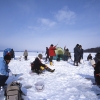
[0,52,100,100]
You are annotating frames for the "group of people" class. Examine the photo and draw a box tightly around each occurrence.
[0,46,56,87]
[1,45,100,89]
[74,44,83,66]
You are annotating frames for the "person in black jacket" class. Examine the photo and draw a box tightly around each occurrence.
[45,47,49,62]
[90,52,100,86]
[74,44,80,66]
[87,54,92,61]
[31,54,55,74]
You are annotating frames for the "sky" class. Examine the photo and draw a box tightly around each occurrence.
[0,0,100,52]
[1,52,100,100]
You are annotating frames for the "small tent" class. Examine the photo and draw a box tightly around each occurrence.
[53,47,64,60]
[3,48,15,58]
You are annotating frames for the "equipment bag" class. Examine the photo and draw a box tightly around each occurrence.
[5,81,22,100]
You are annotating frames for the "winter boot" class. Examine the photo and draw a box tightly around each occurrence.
[46,67,55,72]
[76,62,78,66]
[50,62,53,66]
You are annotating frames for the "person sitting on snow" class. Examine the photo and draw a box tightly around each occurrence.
[0,54,12,86]
[31,54,55,74]
[90,52,100,86]
[87,54,92,61]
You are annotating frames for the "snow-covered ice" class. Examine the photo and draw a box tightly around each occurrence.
[0,52,100,100]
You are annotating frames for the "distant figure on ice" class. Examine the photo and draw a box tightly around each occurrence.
[87,54,92,61]
[49,44,56,65]
[45,47,49,62]
[74,44,80,66]
[23,50,28,60]
[31,54,55,74]
[90,52,100,86]
[63,46,70,61]
[0,54,12,86]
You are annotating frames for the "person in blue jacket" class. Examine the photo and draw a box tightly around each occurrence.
[0,54,11,86]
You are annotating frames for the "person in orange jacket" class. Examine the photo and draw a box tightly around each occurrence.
[49,44,57,65]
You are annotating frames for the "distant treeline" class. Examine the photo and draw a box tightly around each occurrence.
[84,47,100,53]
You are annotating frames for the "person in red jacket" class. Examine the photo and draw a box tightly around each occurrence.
[49,44,56,65]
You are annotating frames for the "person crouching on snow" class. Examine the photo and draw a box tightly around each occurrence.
[31,54,55,74]
[0,54,12,86]
[90,52,100,86]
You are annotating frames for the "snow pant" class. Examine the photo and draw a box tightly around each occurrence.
[49,56,53,62]
[45,55,49,62]
[0,75,8,86]
[74,54,80,65]
[24,56,27,60]
[63,55,68,61]
[94,71,100,85]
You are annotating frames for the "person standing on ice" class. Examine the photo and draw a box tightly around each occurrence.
[31,54,55,74]
[0,54,12,86]
[74,44,80,66]
[45,47,49,62]
[90,52,100,86]
[63,46,70,61]
[23,50,28,60]
[49,44,56,65]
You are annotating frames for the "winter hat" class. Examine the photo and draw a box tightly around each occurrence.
[51,44,53,46]
[4,54,11,60]
[38,54,42,59]
[76,44,79,47]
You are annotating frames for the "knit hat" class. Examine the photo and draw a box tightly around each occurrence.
[38,54,42,59]
[4,54,11,60]
[51,44,53,46]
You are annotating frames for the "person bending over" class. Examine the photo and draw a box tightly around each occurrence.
[0,54,12,86]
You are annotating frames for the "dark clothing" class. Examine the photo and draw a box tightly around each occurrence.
[10,49,15,58]
[49,56,53,62]
[32,57,46,74]
[87,55,92,61]
[74,46,80,65]
[45,48,49,62]
[31,57,55,74]
[93,55,100,85]
[0,75,8,86]
[94,61,100,85]
[25,56,27,60]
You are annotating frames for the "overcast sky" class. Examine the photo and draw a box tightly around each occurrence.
[0,0,100,52]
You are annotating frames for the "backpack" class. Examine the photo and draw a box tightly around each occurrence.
[5,82,22,100]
